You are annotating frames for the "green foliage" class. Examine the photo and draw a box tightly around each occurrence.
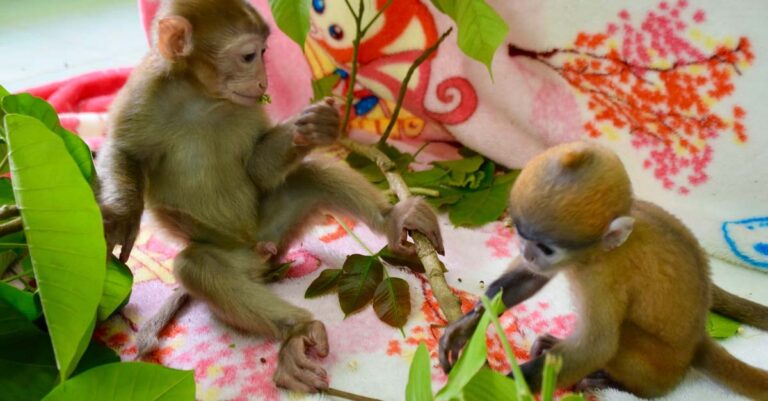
[430,0,509,75]
[304,268,343,298]
[461,367,518,401]
[373,277,411,328]
[43,362,195,401]
[311,74,341,103]
[378,245,425,273]
[5,113,105,380]
[347,144,519,227]
[338,254,384,316]
[268,0,311,49]
[707,312,742,339]
[406,342,433,401]
[0,86,184,398]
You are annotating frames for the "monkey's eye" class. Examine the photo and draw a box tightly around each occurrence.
[312,0,325,13]
[536,243,555,256]
[242,52,257,63]
[329,24,344,40]
[261,48,266,56]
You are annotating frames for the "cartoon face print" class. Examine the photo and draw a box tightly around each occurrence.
[722,217,768,269]
[309,0,385,50]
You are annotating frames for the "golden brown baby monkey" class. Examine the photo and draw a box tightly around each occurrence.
[97,0,443,393]
[439,141,768,400]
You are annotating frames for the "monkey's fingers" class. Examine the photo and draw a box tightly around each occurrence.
[119,230,138,263]
[306,320,330,358]
[530,333,560,358]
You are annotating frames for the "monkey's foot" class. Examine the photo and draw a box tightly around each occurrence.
[530,333,560,358]
[273,320,330,393]
[439,309,482,373]
[388,197,444,256]
[575,371,625,393]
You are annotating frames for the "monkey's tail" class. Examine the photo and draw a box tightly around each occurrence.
[693,337,768,401]
[711,285,768,331]
[135,288,189,359]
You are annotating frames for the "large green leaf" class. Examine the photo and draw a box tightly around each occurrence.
[98,258,134,321]
[461,367,517,401]
[0,249,16,276]
[449,172,517,227]
[43,362,195,401]
[269,0,311,49]
[305,268,343,298]
[2,93,95,181]
[0,177,14,205]
[372,277,411,329]
[0,85,9,99]
[432,0,509,75]
[405,342,433,401]
[4,114,106,380]
[338,254,384,316]
[0,282,41,321]
[435,309,492,400]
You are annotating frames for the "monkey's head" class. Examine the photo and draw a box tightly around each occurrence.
[509,141,635,275]
[155,0,270,106]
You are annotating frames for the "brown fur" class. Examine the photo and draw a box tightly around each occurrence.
[441,141,768,400]
[98,0,442,393]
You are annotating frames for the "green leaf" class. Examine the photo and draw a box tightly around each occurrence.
[460,367,517,401]
[0,85,9,99]
[72,342,120,377]
[338,254,384,316]
[0,282,41,321]
[435,308,492,400]
[434,156,485,174]
[378,245,425,273]
[559,395,588,401]
[4,114,107,380]
[434,0,509,75]
[311,74,341,103]
[449,172,516,227]
[372,277,411,328]
[2,94,95,181]
[98,258,133,321]
[0,177,14,205]
[707,312,742,339]
[481,294,531,399]
[43,362,195,401]
[405,342,433,401]
[269,0,311,49]
[0,249,16,276]
[265,261,294,282]
[305,268,343,298]
[403,167,448,188]
[541,354,563,401]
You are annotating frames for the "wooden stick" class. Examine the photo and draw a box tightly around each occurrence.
[0,216,23,237]
[325,387,382,401]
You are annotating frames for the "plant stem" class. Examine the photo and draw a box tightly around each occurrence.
[341,138,462,322]
[2,269,32,283]
[0,204,19,220]
[340,0,364,134]
[386,187,440,198]
[0,243,27,248]
[481,295,533,400]
[325,387,382,401]
[378,27,453,145]
[330,213,376,256]
[0,153,9,173]
[0,216,23,237]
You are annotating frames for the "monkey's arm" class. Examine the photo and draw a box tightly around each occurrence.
[97,141,145,262]
[439,257,550,371]
[520,295,623,392]
[248,100,340,189]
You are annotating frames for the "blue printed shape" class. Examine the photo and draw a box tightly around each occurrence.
[722,216,768,269]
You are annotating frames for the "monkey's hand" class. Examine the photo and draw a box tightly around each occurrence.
[293,98,339,148]
[530,333,560,358]
[101,205,141,263]
[438,307,482,372]
[387,197,444,256]
[273,320,330,393]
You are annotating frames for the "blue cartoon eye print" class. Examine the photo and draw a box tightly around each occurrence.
[722,216,768,269]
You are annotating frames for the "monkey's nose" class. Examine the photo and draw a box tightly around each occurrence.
[258,82,266,89]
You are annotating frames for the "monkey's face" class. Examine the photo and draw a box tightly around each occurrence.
[212,34,269,106]
[516,235,571,276]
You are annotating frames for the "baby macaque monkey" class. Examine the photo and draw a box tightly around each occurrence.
[98,0,443,393]
[439,141,768,400]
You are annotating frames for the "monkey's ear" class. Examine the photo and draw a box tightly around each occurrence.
[158,16,193,60]
[602,216,634,250]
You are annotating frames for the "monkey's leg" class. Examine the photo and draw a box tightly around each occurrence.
[174,243,330,392]
[602,327,690,398]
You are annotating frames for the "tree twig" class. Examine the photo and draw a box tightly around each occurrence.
[325,387,382,401]
[0,216,23,237]
[379,28,453,145]
[0,205,19,220]
[340,0,364,134]
[340,138,462,322]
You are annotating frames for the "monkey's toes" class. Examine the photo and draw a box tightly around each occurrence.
[530,333,560,357]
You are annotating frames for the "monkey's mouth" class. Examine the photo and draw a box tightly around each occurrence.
[233,91,264,100]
